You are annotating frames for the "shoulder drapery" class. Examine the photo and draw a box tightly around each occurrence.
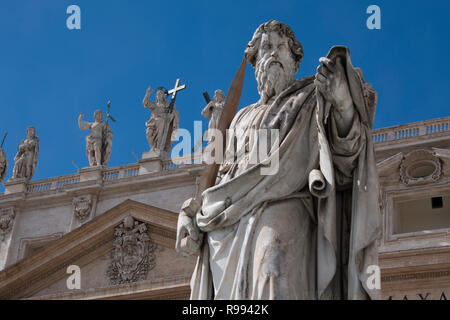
[314,46,380,300]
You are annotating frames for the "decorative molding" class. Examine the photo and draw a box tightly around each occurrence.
[18,233,64,261]
[382,270,450,282]
[72,194,93,222]
[106,216,158,285]
[0,207,15,241]
[400,149,442,186]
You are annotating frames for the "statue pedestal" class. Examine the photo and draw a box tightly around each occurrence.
[139,150,170,175]
[4,178,28,195]
[78,166,104,183]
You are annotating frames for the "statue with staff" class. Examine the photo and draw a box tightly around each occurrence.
[78,101,114,167]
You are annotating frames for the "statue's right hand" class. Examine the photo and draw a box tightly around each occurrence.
[176,198,202,257]
[146,86,153,96]
[79,112,84,119]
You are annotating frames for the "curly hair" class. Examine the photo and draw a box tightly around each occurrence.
[245,20,304,70]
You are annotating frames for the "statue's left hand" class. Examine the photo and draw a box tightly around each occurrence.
[314,57,353,111]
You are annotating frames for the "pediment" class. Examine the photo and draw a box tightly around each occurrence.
[377,152,403,179]
[377,148,450,185]
[0,199,194,299]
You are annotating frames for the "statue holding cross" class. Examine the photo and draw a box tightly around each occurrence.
[142,78,185,158]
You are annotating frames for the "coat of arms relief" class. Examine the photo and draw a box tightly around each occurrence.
[106,216,158,285]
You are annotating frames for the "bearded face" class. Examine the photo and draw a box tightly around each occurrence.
[255,31,297,104]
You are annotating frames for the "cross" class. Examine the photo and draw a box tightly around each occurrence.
[159,78,186,154]
[166,78,186,114]
[168,78,186,101]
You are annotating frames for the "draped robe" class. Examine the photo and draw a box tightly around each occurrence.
[191,46,381,300]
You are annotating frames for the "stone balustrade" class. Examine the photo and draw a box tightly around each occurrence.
[372,116,450,144]
[27,174,81,193]
[10,153,203,195]
[102,164,140,182]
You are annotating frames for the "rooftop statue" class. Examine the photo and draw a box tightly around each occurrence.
[12,126,39,181]
[142,86,180,158]
[78,109,113,167]
[201,89,225,130]
[0,147,7,185]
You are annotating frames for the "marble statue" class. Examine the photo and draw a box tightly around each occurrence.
[202,89,225,130]
[78,110,113,167]
[143,86,180,157]
[0,147,7,184]
[12,126,39,181]
[176,20,380,300]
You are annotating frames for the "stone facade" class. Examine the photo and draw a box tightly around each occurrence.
[374,116,450,300]
[0,155,201,299]
[0,117,449,299]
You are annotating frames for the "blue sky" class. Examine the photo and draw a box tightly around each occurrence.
[0,0,449,188]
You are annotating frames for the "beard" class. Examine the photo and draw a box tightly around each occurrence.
[255,56,296,103]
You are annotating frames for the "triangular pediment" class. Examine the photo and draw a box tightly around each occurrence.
[0,200,195,299]
[377,152,403,178]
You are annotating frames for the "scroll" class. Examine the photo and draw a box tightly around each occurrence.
[309,169,331,198]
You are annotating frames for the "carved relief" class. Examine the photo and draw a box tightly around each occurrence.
[400,150,442,186]
[72,195,93,222]
[106,216,157,285]
[0,207,15,241]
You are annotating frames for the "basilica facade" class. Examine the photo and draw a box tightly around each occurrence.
[0,116,449,300]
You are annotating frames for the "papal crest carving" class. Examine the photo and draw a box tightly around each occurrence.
[0,207,15,241]
[106,216,157,285]
[72,195,93,221]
